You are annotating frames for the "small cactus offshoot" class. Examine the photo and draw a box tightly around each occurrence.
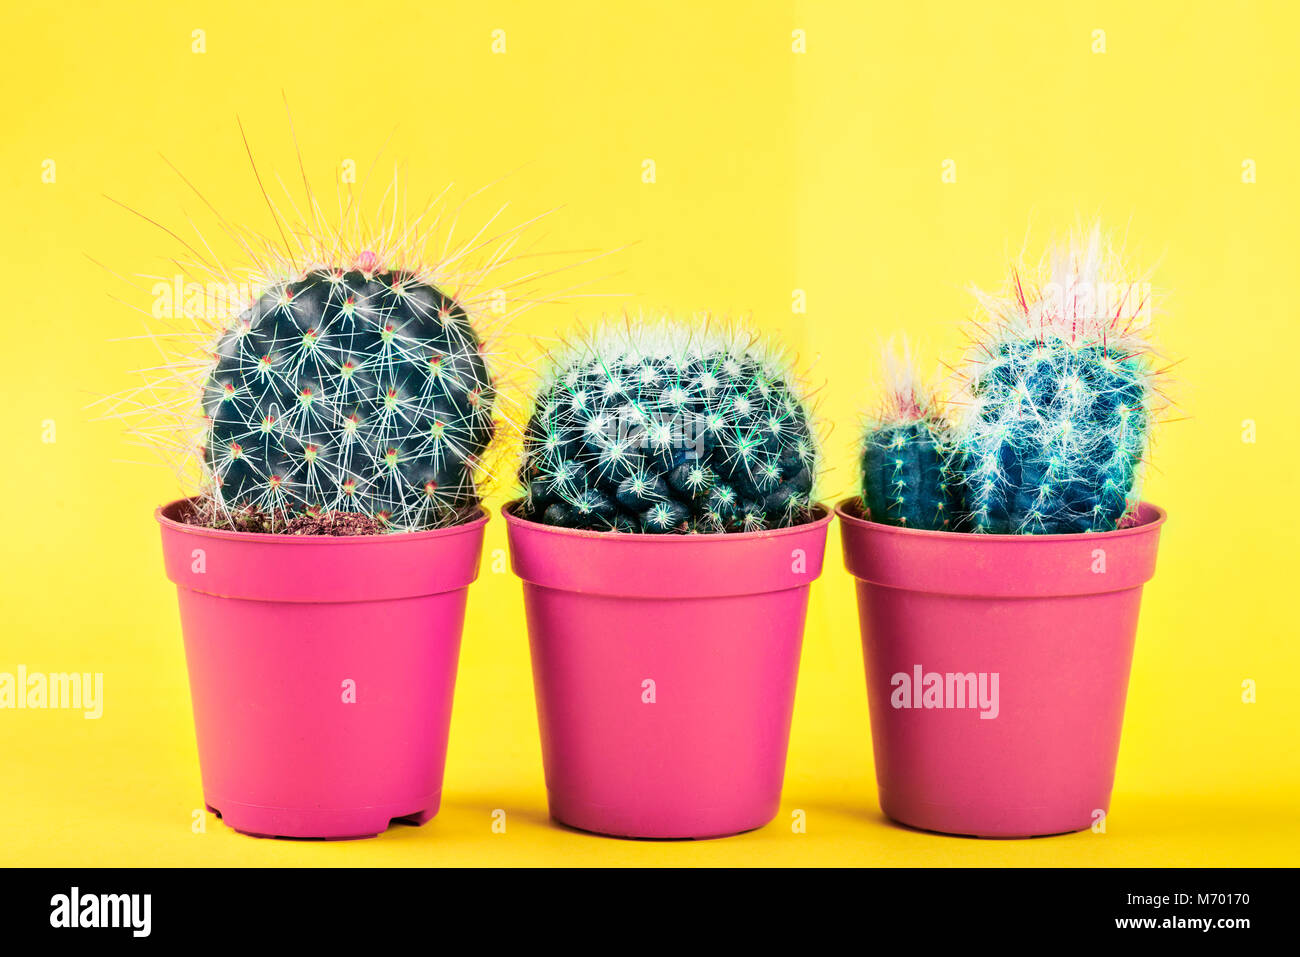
[518,316,820,533]
[858,341,957,530]
[952,225,1167,534]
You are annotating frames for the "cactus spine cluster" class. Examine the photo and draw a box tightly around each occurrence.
[518,318,819,533]
[202,251,495,531]
[858,344,956,531]
[859,227,1164,535]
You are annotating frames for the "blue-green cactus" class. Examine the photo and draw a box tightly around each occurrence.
[518,318,819,533]
[953,340,1152,533]
[859,345,958,530]
[201,251,496,531]
[952,228,1160,534]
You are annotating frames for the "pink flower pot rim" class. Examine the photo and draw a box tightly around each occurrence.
[834,496,1166,541]
[155,496,489,545]
[501,499,833,542]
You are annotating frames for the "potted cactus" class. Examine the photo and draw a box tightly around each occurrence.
[141,187,513,837]
[503,317,832,839]
[838,227,1170,838]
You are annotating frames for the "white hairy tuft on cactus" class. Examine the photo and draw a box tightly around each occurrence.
[873,336,945,429]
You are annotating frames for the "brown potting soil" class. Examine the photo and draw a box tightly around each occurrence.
[178,502,389,536]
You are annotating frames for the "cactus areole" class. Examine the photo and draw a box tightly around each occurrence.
[202,255,495,532]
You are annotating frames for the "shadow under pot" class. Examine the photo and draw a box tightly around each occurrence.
[836,497,1166,838]
[157,498,487,840]
[504,501,832,840]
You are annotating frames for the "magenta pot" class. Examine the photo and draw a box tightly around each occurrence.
[504,502,832,839]
[156,498,487,839]
[836,498,1166,838]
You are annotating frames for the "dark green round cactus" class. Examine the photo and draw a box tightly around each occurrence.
[202,252,495,531]
[518,320,819,533]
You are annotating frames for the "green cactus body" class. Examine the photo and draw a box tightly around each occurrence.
[955,339,1151,534]
[202,255,495,531]
[857,343,957,530]
[861,420,956,530]
[952,227,1161,534]
[518,321,818,533]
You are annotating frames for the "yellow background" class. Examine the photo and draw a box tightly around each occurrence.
[2,0,1296,866]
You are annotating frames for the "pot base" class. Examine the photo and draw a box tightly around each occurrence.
[548,790,777,840]
[879,793,1098,839]
[205,793,441,841]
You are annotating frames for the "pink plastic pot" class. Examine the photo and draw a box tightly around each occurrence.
[837,498,1166,838]
[156,498,487,839]
[504,502,832,839]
